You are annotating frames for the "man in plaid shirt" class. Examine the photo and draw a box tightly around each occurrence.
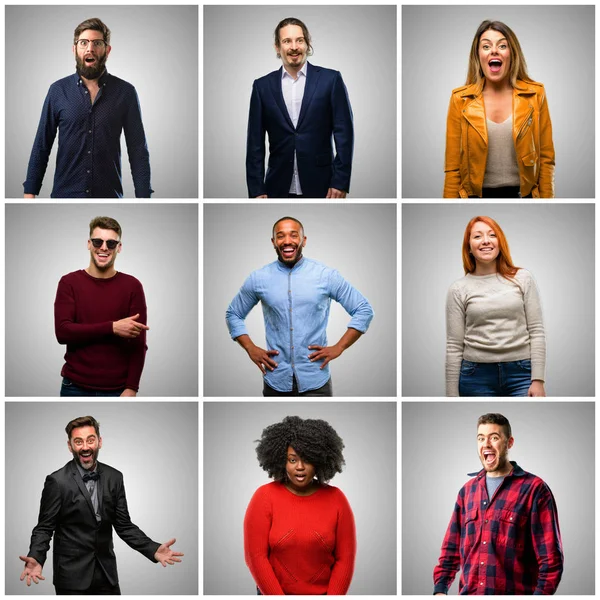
[433,413,563,595]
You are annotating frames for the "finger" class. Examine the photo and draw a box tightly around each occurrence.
[256,361,266,375]
[165,538,176,547]
[20,571,25,581]
[26,575,31,586]
[320,357,331,369]
[32,576,39,584]
[265,350,279,356]
[166,559,174,565]
[39,575,45,580]
[308,345,323,350]
[326,188,332,199]
[263,357,278,369]
[129,313,140,320]
[19,556,29,563]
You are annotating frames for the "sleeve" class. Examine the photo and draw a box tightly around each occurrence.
[443,92,462,198]
[27,476,62,566]
[124,280,148,392]
[123,86,153,198]
[243,487,285,595]
[54,277,114,344]
[226,273,260,340]
[445,284,466,397]
[328,269,374,333]
[531,484,563,594]
[23,87,59,195]
[433,495,463,594]
[537,87,555,198]
[113,474,160,562]
[522,271,546,383]
[327,490,356,595]
[246,80,267,198]
[329,71,354,194]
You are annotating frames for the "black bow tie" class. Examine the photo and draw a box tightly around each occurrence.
[82,472,99,482]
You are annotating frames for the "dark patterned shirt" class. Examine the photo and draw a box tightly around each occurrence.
[433,462,563,595]
[24,71,153,198]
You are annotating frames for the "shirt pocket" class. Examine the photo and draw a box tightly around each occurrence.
[461,507,479,557]
[496,508,527,549]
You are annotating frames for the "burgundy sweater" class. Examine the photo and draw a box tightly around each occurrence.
[54,270,147,391]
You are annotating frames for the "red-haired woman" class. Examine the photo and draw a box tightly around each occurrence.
[443,20,555,198]
[445,216,546,397]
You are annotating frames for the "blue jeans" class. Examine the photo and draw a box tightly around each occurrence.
[459,360,532,397]
[60,377,124,397]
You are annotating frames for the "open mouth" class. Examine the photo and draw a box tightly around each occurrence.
[281,246,297,259]
[483,451,496,465]
[80,451,93,462]
[84,56,97,65]
[488,59,502,73]
[293,473,307,482]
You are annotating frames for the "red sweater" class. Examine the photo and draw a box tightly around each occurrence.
[244,482,356,595]
[54,270,147,391]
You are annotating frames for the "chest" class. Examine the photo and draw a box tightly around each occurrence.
[72,282,134,322]
[258,270,331,313]
[483,92,512,124]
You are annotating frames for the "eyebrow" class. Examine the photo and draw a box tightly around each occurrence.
[480,37,507,43]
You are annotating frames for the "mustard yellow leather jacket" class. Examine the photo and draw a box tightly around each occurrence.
[443,80,555,198]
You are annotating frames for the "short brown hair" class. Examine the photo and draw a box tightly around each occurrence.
[274,17,313,58]
[65,416,100,440]
[89,216,121,239]
[477,413,512,439]
[74,18,111,45]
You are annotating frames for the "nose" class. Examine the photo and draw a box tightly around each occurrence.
[100,240,108,250]
[296,459,305,470]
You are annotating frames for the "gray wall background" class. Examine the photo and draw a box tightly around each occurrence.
[6,204,198,396]
[5,402,198,595]
[204,5,396,198]
[402,402,594,595]
[402,204,595,397]
[204,401,397,594]
[402,5,595,198]
[204,203,396,397]
[6,5,198,198]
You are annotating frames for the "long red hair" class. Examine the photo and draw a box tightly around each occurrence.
[462,216,520,278]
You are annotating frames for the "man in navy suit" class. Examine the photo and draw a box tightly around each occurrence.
[19,415,183,594]
[246,17,354,199]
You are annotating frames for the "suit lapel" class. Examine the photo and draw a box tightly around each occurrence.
[297,62,320,130]
[69,460,97,521]
[96,462,104,517]
[269,67,295,129]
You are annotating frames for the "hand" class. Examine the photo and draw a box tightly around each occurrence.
[19,556,45,586]
[325,187,347,199]
[23,194,36,199]
[247,345,279,375]
[154,538,184,567]
[255,195,268,198]
[113,314,150,339]
[120,388,137,397]
[308,344,343,369]
[528,380,546,397]
[434,594,447,596]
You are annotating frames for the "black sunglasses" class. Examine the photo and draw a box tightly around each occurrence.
[90,238,120,250]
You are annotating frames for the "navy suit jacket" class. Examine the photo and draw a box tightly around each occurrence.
[27,460,160,590]
[246,62,354,198]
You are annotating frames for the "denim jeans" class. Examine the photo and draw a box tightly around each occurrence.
[459,360,532,397]
[60,377,124,397]
[263,376,332,397]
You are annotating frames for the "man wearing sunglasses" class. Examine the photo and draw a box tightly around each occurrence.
[54,216,149,396]
[23,18,153,198]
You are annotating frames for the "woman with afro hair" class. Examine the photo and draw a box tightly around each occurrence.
[244,416,356,595]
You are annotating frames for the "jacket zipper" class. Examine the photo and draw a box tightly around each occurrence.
[516,107,534,141]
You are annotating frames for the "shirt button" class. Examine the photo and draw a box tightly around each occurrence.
[483,501,487,505]
[480,583,483,586]
[87,170,90,174]
[88,130,92,133]
[483,541,487,545]
[85,90,88,94]
[485,519,488,523]
[509,517,513,521]
[86,189,90,193]
[290,328,293,331]
[480,562,484,565]
[87,150,91,154]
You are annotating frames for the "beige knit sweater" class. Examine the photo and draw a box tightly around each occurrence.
[445,269,546,397]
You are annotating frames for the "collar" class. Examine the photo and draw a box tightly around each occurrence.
[458,79,537,99]
[74,458,99,479]
[275,255,306,272]
[468,460,525,479]
[75,69,109,88]
[281,61,307,81]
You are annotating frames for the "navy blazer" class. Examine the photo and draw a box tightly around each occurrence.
[27,460,160,590]
[246,62,354,198]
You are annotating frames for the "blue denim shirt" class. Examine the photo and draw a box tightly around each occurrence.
[24,72,153,198]
[226,257,374,392]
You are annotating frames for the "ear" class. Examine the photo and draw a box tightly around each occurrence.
[98,436,103,449]
[105,44,112,58]
[271,237,276,248]
[87,239,92,251]
[273,44,280,58]
[117,242,122,254]
[507,436,514,450]
[301,236,307,248]
[67,440,73,453]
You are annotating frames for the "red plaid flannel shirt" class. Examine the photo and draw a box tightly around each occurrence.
[433,462,563,595]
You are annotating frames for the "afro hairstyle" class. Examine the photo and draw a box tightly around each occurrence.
[255,416,345,483]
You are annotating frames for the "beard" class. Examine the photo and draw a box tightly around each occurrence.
[75,52,107,80]
[275,244,303,267]
[90,249,117,272]
[73,447,100,471]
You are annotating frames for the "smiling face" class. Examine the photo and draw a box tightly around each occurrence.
[276,24,308,72]
[477,423,513,476]
[68,425,102,471]
[73,28,111,80]
[88,227,121,273]
[469,221,499,267]
[272,219,306,266]
[478,29,511,85]
[285,446,316,495]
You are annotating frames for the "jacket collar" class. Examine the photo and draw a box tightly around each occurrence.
[468,460,526,479]
[458,79,536,98]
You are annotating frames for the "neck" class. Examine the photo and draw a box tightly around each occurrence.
[285,480,317,496]
[81,74,101,89]
[488,460,512,478]
[473,260,497,276]
[483,78,512,94]
[283,62,302,79]
[86,263,116,279]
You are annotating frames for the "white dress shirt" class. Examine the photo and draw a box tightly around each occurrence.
[281,62,307,194]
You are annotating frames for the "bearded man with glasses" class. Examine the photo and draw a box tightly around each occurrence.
[54,216,149,396]
[23,18,153,198]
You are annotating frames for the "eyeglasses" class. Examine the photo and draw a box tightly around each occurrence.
[76,39,107,49]
[90,238,120,249]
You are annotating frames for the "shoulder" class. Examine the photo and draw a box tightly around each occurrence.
[309,63,342,78]
[105,73,137,92]
[450,82,479,98]
[303,257,331,272]
[116,272,144,290]
[447,275,470,295]
[49,74,78,92]
[249,481,281,503]
[319,483,351,503]
[58,269,85,285]
[253,69,281,86]
[97,462,123,480]
[515,268,533,282]
[249,260,279,278]
[516,79,547,100]
[46,461,76,481]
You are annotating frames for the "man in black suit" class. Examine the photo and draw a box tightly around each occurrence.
[19,415,183,594]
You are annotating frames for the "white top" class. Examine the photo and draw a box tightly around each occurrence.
[445,269,546,396]
[281,62,307,194]
[483,116,520,189]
